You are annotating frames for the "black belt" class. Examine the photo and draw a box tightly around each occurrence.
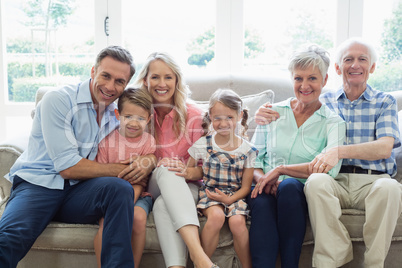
[340,165,384,175]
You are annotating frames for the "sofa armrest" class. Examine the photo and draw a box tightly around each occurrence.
[0,134,29,201]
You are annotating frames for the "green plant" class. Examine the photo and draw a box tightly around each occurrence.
[369,61,402,92]
[12,76,81,102]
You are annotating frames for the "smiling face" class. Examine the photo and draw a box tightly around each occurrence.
[292,65,327,105]
[335,42,376,92]
[115,102,151,139]
[143,59,177,107]
[209,102,242,138]
[90,56,131,111]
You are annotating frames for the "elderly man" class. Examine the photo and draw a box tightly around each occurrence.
[255,38,402,268]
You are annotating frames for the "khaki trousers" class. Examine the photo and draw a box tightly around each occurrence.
[304,173,402,268]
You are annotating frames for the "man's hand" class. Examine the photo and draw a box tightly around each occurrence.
[118,155,156,185]
[309,147,340,174]
[255,102,280,125]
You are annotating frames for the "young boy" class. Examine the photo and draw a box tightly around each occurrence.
[94,87,156,268]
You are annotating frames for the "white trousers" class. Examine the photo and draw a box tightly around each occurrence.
[148,166,201,267]
[304,173,402,268]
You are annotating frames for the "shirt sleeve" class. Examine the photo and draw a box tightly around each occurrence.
[322,116,347,178]
[188,108,204,145]
[251,125,269,171]
[143,134,157,155]
[244,148,258,168]
[40,90,83,172]
[188,137,206,161]
[376,95,401,148]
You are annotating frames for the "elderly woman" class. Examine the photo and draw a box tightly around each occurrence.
[247,44,346,268]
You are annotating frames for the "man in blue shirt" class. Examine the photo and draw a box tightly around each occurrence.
[255,38,402,268]
[0,46,155,267]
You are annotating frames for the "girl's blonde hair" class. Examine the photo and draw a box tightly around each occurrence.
[202,88,249,138]
[134,52,191,138]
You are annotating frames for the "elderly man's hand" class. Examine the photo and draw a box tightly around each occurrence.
[309,148,340,174]
[255,102,280,125]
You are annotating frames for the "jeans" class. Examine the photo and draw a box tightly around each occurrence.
[0,176,135,268]
[247,178,307,268]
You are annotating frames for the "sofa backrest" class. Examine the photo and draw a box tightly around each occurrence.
[186,73,293,102]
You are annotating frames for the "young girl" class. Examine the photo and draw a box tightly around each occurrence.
[94,87,156,268]
[177,88,257,268]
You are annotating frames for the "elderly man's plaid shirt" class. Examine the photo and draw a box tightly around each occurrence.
[320,85,400,176]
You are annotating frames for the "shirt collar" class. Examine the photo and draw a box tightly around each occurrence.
[77,78,117,113]
[336,84,374,102]
[77,79,93,104]
[153,106,177,121]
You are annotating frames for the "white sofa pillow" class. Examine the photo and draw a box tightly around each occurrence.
[193,89,275,139]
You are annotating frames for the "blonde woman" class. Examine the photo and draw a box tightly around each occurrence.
[135,52,218,268]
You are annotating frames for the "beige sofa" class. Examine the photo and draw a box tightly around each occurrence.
[1,73,402,268]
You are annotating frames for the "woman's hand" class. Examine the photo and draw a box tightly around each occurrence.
[206,188,231,205]
[118,154,156,185]
[157,157,185,170]
[255,102,280,125]
[175,166,203,181]
[309,147,339,174]
[251,168,281,198]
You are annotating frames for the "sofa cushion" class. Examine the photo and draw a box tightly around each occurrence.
[193,89,275,139]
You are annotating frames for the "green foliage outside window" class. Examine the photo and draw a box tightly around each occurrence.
[186,27,266,66]
[369,3,402,92]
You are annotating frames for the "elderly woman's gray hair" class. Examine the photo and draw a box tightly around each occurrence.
[288,44,330,80]
[335,37,378,66]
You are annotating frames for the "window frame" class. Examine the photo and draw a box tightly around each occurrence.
[0,0,371,141]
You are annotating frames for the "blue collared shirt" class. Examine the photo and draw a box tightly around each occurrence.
[320,85,401,176]
[252,98,346,183]
[5,79,119,189]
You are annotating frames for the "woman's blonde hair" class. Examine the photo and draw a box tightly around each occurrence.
[134,52,190,137]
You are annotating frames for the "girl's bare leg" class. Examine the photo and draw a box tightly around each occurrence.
[200,206,226,257]
[228,215,252,268]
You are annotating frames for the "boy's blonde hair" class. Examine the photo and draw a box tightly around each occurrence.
[117,87,153,116]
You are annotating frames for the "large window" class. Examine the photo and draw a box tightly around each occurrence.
[243,0,337,83]
[363,0,402,92]
[122,0,216,80]
[0,0,401,141]
[4,0,95,103]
